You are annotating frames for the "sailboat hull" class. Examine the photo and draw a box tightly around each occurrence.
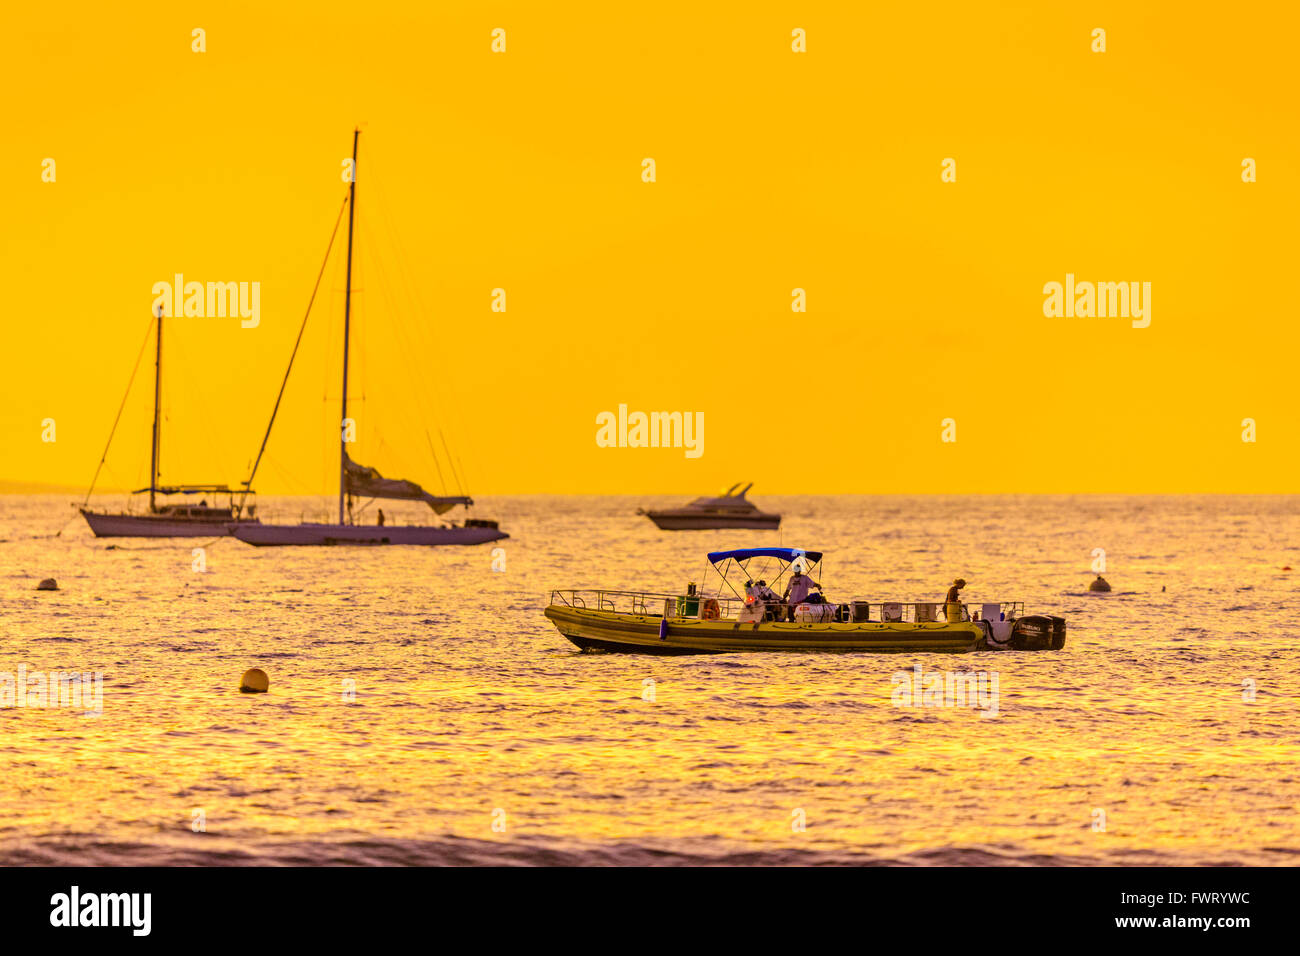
[230,523,507,547]
[80,509,255,538]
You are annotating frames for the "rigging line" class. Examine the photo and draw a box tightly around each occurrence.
[363,152,476,479]
[263,454,309,502]
[84,535,227,552]
[76,314,156,515]
[354,217,409,449]
[238,196,349,517]
[357,213,451,486]
[362,152,478,500]
[354,213,431,468]
[42,508,83,539]
[439,429,467,497]
[424,431,449,495]
[258,439,307,493]
[163,327,220,481]
[452,447,472,499]
[320,241,342,494]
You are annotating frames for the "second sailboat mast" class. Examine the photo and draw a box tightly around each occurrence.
[149,307,163,513]
[339,128,359,525]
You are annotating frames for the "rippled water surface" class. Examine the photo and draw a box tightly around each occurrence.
[2,494,1297,865]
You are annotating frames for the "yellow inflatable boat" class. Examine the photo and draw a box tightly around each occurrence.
[544,547,1066,655]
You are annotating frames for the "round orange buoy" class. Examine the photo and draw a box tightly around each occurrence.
[239,668,269,693]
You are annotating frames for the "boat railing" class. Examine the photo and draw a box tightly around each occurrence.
[850,601,1026,623]
[549,590,1025,623]
[550,589,736,616]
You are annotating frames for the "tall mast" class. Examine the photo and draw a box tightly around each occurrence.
[149,305,163,512]
[339,128,359,525]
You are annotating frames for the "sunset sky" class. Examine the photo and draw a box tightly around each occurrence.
[5,2,1297,495]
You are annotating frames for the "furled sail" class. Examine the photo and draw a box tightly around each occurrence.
[343,452,471,515]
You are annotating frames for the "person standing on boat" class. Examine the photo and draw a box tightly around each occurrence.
[945,578,967,623]
[782,569,821,621]
[377,508,385,527]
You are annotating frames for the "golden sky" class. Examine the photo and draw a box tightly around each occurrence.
[4,1,1297,494]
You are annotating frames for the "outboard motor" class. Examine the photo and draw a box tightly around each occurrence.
[1009,615,1067,650]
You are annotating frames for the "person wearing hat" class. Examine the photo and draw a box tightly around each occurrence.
[782,568,822,621]
[944,578,967,623]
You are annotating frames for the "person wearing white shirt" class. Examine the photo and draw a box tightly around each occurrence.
[782,570,821,620]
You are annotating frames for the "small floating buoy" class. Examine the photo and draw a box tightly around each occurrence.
[1088,575,1111,592]
[36,578,59,591]
[1283,566,1293,571]
[239,668,269,693]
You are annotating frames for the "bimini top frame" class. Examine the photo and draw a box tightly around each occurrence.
[705,547,823,601]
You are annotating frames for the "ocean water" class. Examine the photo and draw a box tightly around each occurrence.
[1,494,1297,866]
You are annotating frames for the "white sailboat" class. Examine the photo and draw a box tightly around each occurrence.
[231,129,506,548]
[80,306,261,538]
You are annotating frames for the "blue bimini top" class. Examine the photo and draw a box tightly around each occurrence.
[707,547,823,565]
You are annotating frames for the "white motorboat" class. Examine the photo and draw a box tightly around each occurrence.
[639,482,780,530]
